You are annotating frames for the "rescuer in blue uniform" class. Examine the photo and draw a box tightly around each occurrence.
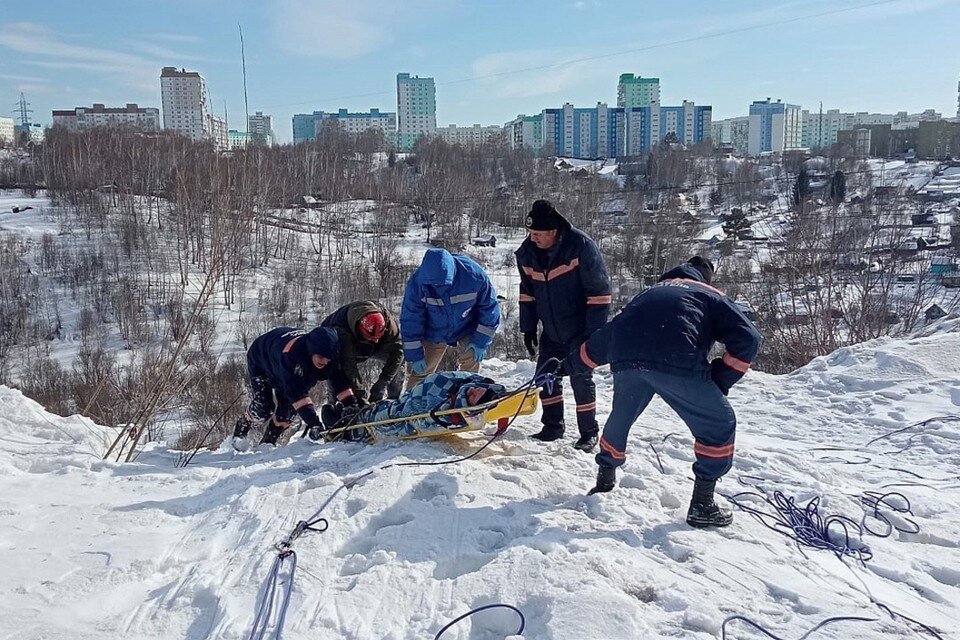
[232,326,354,447]
[516,199,611,452]
[568,257,761,528]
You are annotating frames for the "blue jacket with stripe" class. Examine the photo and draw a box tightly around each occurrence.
[575,264,761,387]
[515,213,611,344]
[400,249,501,362]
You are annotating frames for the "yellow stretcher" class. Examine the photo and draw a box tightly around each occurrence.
[319,388,541,444]
[394,388,540,441]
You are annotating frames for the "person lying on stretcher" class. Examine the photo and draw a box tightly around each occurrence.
[308,371,507,443]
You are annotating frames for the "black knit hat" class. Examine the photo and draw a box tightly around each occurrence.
[305,326,340,361]
[687,256,715,284]
[525,199,562,231]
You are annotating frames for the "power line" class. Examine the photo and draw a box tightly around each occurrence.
[260,0,904,111]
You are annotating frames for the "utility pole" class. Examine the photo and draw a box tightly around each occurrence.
[239,23,250,136]
[818,101,823,151]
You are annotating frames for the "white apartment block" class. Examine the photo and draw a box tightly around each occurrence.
[51,103,160,132]
[0,117,14,145]
[801,109,895,148]
[711,116,750,155]
[505,114,543,152]
[248,111,275,145]
[209,115,228,152]
[228,129,251,150]
[161,66,226,147]
[748,99,802,155]
[315,109,397,142]
[436,124,503,147]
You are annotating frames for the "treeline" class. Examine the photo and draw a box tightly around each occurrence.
[2,127,954,452]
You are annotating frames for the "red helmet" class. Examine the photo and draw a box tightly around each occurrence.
[358,311,386,342]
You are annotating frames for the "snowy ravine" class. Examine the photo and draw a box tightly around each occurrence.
[2,324,960,639]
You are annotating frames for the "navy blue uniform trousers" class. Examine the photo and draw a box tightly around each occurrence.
[538,334,599,437]
[596,368,736,481]
[246,353,297,428]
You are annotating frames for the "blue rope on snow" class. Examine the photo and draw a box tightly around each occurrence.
[248,551,298,640]
[243,362,559,640]
[434,603,526,640]
[721,485,872,563]
[721,614,878,640]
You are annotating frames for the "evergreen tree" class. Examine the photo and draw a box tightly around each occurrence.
[829,170,846,203]
[722,207,752,238]
[793,168,810,206]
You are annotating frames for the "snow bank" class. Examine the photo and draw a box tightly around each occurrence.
[2,326,959,638]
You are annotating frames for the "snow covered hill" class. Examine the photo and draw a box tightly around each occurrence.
[2,322,960,639]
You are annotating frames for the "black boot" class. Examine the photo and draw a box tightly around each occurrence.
[530,425,564,442]
[233,415,252,439]
[573,433,598,452]
[588,465,616,495]
[259,421,286,446]
[686,477,733,528]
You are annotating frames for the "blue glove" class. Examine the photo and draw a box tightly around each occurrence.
[467,345,487,364]
[411,359,428,375]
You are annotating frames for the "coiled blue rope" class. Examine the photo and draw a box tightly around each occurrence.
[433,603,526,640]
[721,482,872,563]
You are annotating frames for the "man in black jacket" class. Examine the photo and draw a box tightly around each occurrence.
[321,300,404,404]
[516,199,611,452]
[567,257,762,528]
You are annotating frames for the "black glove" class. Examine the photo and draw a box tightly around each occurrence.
[368,379,388,403]
[710,358,743,396]
[523,331,539,357]
[307,423,328,442]
[340,402,361,421]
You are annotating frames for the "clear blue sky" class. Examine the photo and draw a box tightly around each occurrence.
[2,0,958,142]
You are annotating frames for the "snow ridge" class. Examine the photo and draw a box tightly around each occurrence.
[1,334,959,638]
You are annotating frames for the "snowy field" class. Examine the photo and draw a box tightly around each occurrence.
[2,321,960,639]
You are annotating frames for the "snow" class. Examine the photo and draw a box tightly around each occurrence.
[3,323,960,638]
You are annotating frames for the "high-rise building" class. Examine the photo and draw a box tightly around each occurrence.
[292,112,322,143]
[51,103,160,132]
[622,101,711,156]
[436,124,503,147]
[957,74,960,119]
[541,103,626,159]
[711,117,750,155]
[247,111,275,145]
[617,74,660,109]
[748,99,802,155]
[540,100,711,159]
[160,67,227,150]
[0,117,15,145]
[396,73,436,151]
[505,114,543,153]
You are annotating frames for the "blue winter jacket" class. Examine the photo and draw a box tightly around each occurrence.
[574,264,762,386]
[247,327,352,426]
[400,249,501,362]
[515,212,611,344]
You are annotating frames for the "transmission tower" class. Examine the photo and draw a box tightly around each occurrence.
[14,92,33,127]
